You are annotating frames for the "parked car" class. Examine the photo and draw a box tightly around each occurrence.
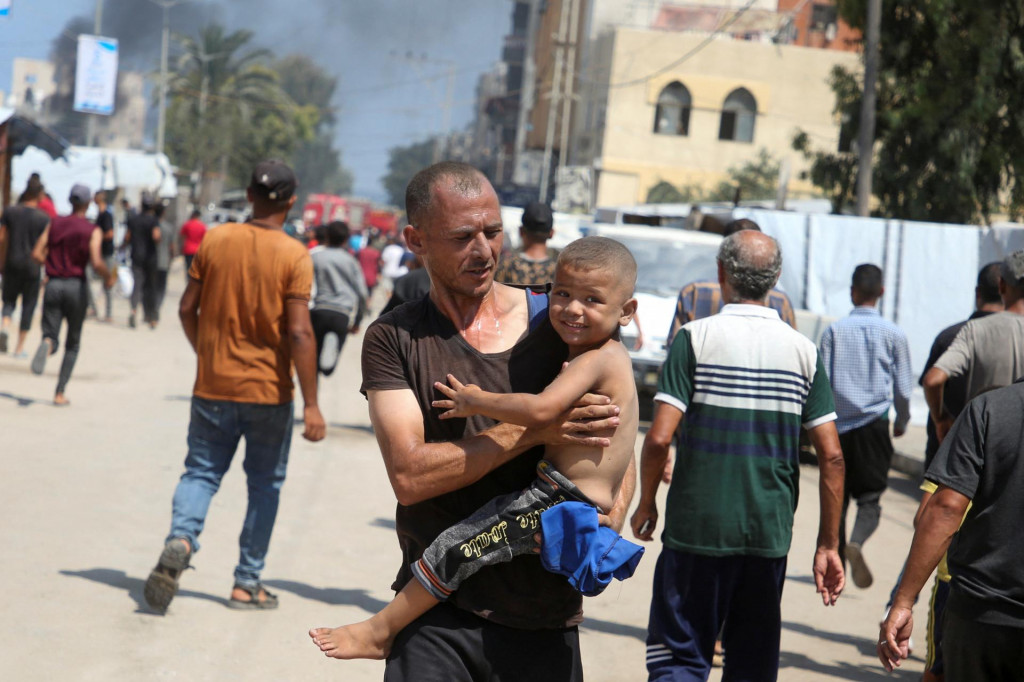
[579,223,723,399]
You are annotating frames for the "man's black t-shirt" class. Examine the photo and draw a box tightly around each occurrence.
[96,210,115,258]
[1,204,49,276]
[926,378,1024,628]
[127,212,159,265]
[361,294,581,629]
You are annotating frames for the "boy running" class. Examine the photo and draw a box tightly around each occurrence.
[310,236,642,659]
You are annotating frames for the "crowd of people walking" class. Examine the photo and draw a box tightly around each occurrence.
[4,157,1024,682]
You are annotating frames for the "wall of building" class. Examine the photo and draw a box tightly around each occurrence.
[591,28,861,206]
[10,58,57,113]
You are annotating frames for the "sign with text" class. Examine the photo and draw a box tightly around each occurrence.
[73,34,119,115]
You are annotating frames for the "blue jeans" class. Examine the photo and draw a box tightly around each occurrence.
[168,397,294,587]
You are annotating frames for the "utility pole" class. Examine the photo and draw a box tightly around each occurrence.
[151,0,180,156]
[856,0,881,216]
[437,61,455,163]
[513,0,541,185]
[539,0,571,202]
[84,0,103,147]
[557,0,580,171]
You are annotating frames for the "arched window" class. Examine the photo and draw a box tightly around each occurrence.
[653,81,691,136]
[718,88,757,143]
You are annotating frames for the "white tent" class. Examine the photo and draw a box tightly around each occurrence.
[12,145,177,215]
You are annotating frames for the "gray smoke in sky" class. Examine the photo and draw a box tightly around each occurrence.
[52,0,511,197]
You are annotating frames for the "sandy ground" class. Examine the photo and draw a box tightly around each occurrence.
[0,262,928,681]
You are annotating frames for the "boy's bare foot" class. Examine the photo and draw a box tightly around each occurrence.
[54,394,70,406]
[308,621,393,660]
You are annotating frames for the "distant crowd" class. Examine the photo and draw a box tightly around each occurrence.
[4,159,1024,682]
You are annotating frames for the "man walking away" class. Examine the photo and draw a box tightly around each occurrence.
[310,220,368,376]
[923,249,1024,444]
[631,230,845,681]
[144,160,325,613]
[124,193,161,329]
[879,378,1024,680]
[819,264,912,589]
[152,202,174,324]
[29,184,114,405]
[0,180,50,357]
[493,201,559,287]
[179,209,206,284]
[92,191,116,322]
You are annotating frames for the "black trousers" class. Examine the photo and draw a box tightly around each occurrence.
[838,417,893,559]
[384,601,582,682]
[310,308,349,376]
[41,277,88,394]
[943,608,1024,681]
[1,265,41,331]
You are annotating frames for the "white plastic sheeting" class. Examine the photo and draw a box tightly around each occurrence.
[734,208,1003,382]
[12,145,176,215]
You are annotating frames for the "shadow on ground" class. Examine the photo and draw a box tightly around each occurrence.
[263,579,389,613]
[783,620,887,659]
[59,568,225,614]
[779,650,918,680]
[0,391,40,407]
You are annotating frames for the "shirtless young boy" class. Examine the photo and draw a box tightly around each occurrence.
[309,236,641,660]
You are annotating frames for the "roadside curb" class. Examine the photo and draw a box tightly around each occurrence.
[892,449,924,479]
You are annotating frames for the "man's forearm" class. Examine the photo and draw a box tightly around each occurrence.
[638,439,669,506]
[290,327,319,409]
[923,368,948,422]
[180,310,199,351]
[810,424,844,549]
[383,422,536,505]
[892,493,964,608]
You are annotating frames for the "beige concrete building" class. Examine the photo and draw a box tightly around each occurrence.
[573,28,861,206]
[10,58,57,113]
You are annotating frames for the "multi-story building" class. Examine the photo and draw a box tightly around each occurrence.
[572,25,861,206]
[10,58,57,113]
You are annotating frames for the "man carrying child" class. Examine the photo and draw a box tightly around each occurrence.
[329,162,629,681]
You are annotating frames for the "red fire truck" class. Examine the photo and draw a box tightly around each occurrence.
[302,194,375,233]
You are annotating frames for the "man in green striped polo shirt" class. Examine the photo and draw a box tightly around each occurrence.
[630,230,847,682]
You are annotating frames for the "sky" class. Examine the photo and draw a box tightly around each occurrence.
[0,0,512,202]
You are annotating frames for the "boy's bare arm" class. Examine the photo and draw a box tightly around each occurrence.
[433,352,605,427]
[371,388,620,506]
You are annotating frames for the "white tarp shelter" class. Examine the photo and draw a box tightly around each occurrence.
[12,144,176,215]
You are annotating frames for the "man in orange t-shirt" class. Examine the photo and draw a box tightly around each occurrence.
[144,160,326,613]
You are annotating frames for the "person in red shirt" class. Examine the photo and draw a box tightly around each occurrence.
[179,209,207,282]
[357,241,381,295]
[29,183,114,405]
[26,173,58,219]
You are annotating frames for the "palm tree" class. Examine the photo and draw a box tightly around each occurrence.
[165,25,289,204]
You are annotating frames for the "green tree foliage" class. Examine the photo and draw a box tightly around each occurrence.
[799,1,1024,223]
[274,55,352,200]
[382,139,437,208]
[164,25,310,200]
[646,150,780,205]
[707,149,780,202]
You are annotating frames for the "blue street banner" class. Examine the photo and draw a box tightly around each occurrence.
[0,0,12,18]
[73,34,119,115]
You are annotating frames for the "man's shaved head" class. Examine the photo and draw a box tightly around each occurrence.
[405,161,488,229]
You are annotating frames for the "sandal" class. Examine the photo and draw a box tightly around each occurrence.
[144,538,192,613]
[228,583,279,610]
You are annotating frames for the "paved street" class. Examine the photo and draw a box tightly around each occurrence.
[1,263,927,681]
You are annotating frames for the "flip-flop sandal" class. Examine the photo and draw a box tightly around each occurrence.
[228,583,279,610]
[144,538,192,613]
